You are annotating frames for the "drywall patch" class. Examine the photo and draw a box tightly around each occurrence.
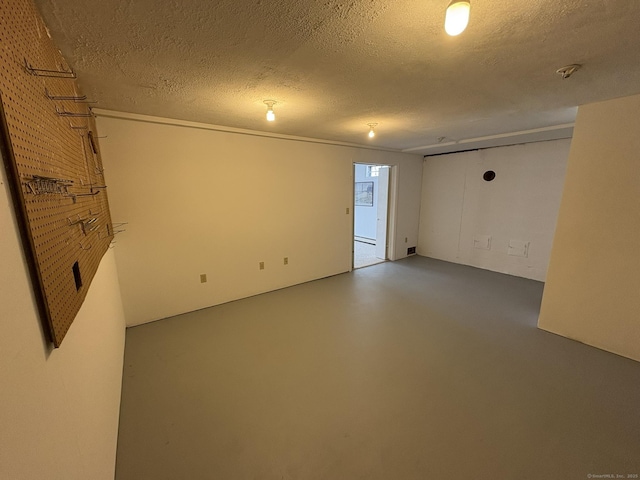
[508,239,530,258]
[473,235,492,250]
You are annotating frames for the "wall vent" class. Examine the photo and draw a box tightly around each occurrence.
[407,246,416,255]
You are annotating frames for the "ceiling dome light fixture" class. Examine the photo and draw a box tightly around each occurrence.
[367,123,378,138]
[264,100,276,121]
[445,0,471,36]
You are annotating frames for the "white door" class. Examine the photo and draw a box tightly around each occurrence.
[375,166,390,259]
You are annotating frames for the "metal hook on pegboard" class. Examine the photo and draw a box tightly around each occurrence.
[111,222,128,235]
[76,219,101,237]
[24,58,76,78]
[44,88,97,104]
[88,131,99,153]
[101,223,127,248]
[79,132,105,175]
[68,214,97,236]
[24,175,75,197]
[55,106,94,117]
[71,190,100,199]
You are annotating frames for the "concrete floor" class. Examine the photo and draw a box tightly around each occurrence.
[116,256,640,480]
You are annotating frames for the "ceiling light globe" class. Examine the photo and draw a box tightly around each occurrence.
[368,129,375,138]
[445,0,470,36]
[266,109,275,122]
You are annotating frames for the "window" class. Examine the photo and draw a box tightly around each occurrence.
[366,165,381,177]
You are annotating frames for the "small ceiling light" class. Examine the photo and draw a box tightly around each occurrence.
[367,123,378,138]
[556,64,581,79]
[445,0,471,36]
[264,100,276,121]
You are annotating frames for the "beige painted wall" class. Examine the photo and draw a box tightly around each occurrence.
[0,160,126,478]
[96,112,423,326]
[538,94,640,362]
[418,140,570,281]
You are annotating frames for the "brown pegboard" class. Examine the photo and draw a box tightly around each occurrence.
[0,0,113,347]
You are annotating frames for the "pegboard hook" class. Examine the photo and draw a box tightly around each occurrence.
[45,88,89,102]
[24,58,76,78]
[55,106,94,118]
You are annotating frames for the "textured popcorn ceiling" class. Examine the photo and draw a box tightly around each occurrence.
[35,0,640,154]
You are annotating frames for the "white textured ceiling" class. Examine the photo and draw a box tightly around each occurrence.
[35,0,640,154]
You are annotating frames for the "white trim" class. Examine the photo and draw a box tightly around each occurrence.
[387,164,398,262]
[401,123,575,152]
[93,109,402,153]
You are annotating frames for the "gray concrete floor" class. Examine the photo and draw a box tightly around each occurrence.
[116,256,640,480]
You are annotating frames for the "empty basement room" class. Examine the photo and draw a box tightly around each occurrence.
[1,1,640,479]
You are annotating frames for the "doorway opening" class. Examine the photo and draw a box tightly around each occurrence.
[353,163,391,269]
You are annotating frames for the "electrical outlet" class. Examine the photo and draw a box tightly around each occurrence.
[405,237,408,243]
[259,262,265,270]
[346,207,350,214]
[284,257,288,265]
[200,274,207,283]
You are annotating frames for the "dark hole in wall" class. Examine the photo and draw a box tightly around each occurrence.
[483,170,496,182]
[72,261,82,291]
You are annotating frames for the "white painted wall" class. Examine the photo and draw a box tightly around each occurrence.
[0,160,126,479]
[96,112,423,326]
[418,139,571,281]
[354,164,378,239]
[538,94,640,362]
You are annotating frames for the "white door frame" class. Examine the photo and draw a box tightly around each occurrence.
[351,163,398,269]
[375,166,390,260]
